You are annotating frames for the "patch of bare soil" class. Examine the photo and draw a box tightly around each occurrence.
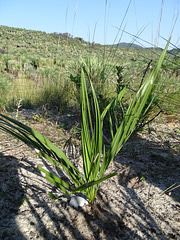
[0,110,179,240]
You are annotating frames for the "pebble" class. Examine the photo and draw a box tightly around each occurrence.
[69,196,88,208]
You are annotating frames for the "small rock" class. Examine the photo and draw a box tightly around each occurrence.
[69,196,88,208]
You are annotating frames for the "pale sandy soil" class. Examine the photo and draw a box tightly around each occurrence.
[0,110,179,240]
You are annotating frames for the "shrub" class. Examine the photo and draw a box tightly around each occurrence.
[70,56,115,112]
[0,77,12,109]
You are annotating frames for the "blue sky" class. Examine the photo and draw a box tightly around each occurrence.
[0,0,179,48]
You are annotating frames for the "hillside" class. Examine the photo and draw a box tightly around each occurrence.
[0,25,179,115]
[168,48,180,55]
[112,42,143,48]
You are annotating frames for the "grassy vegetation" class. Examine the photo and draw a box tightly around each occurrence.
[0,25,179,118]
[0,41,170,203]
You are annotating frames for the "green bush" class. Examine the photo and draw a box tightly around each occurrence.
[0,77,12,109]
[70,56,115,111]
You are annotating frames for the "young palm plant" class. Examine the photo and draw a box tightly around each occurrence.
[0,40,169,204]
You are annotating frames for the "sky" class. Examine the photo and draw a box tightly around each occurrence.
[0,0,179,49]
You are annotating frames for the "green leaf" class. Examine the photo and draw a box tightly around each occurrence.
[61,172,118,197]
[0,114,83,186]
[104,38,170,170]
[48,192,60,201]
[80,69,103,185]
[38,166,72,191]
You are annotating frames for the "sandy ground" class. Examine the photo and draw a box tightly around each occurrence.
[0,110,179,240]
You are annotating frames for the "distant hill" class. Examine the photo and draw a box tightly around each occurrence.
[112,42,143,48]
[146,47,180,55]
[146,47,163,52]
[168,48,180,55]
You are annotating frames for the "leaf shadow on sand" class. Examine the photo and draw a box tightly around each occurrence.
[0,155,26,240]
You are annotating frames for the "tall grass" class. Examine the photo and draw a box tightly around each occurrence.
[69,56,116,109]
[0,77,12,109]
[5,65,74,111]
